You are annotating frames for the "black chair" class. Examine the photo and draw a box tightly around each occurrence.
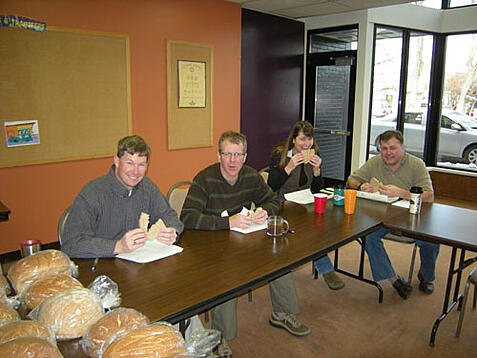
[456,265,477,337]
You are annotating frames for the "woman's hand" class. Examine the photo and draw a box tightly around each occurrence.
[308,154,322,176]
[285,153,305,174]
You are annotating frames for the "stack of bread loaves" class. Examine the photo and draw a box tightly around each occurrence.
[101,322,187,357]
[31,287,105,340]
[22,273,83,310]
[0,336,63,357]
[7,250,77,296]
[81,307,150,357]
[0,275,11,302]
[0,302,20,326]
[0,314,62,356]
[0,320,56,346]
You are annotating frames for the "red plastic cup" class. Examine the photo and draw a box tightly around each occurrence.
[314,193,327,214]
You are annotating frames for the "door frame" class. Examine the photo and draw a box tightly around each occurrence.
[304,50,357,187]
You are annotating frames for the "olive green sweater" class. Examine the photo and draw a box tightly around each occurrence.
[181,163,280,230]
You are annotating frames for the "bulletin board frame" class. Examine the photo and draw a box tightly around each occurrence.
[167,40,213,150]
[0,26,131,168]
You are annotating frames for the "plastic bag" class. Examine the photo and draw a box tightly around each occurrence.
[7,249,78,295]
[80,307,149,357]
[101,321,187,357]
[186,329,221,358]
[0,320,56,346]
[28,287,104,340]
[22,273,83,310]
[87,275,121,310]
[0,301,20,327]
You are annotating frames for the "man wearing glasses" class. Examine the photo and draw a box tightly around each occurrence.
[181,130,310,358]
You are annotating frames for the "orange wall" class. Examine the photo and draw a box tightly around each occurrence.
[0,0,241,253]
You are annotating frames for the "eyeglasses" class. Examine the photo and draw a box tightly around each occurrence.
[220,152,245,159]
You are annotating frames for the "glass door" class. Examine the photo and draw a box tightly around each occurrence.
[305,51,356,186]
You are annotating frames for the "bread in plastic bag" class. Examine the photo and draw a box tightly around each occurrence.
[22,273,84,310]
[7,250,78,295]
[102,322,186,358]
[0,336,63,357]
[87,275,121,310]
[185,329,221,358]
[80,307,149,357]
[0,320,56,346]
[0,302,20,326]
[29,287,104,340]
[0,275,11,299]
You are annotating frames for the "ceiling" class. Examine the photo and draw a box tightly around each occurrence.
[226,0,414,19]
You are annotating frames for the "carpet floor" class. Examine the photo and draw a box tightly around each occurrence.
[202,240,477,357]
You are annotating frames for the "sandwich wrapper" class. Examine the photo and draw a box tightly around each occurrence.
[116,240,183,264]
[227,207,267,234]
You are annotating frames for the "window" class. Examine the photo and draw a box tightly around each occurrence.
[368,26,433,159]
[438,33,477,170]
[413,0,477,8]
[368,25,477,172]
[449,0,477,7]
[309,27,358,53]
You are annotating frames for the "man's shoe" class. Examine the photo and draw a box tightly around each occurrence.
[323,271,345,290]
[418,271,434,294]
[214,338,232,358]
[269,312,311,337]
[392,277,413,299]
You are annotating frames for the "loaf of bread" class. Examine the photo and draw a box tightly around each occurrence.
[81,307,149,357]
[0,302,19,325]
[0,275,11,299]
[0,336,63,357]
[23,273,84,310]
[0,320,56,346]
[102,323,186,358]
[7,250,75,295]
[35,288,104,340]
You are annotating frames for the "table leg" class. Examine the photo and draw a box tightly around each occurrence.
[430,247,458,347]
[179,319,191,338]
[334,238,383,303]
[453,250,466,303]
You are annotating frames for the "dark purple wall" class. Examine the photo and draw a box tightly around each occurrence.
[241,9,304,170]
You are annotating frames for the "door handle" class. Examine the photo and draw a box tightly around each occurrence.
[314,129,351,136]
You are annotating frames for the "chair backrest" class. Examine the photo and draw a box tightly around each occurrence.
[57,206,71,245]
[166,181,193,216]
[259,167,269,184]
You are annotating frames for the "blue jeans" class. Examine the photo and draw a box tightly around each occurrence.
[314,255,334,275]
[364,227,440,282]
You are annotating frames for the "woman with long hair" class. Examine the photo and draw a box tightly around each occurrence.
[267,121,345,290]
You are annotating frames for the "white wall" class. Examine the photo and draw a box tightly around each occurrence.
[302,4,477,173]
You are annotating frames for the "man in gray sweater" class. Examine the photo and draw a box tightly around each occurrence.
[61,135,183,258]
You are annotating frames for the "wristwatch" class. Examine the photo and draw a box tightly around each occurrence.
[358,183,363,190]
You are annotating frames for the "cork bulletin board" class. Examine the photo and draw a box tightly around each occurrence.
[167,40,213,150]
[0,26,131,168]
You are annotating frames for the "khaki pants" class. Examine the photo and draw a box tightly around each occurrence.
[211,272,300,340]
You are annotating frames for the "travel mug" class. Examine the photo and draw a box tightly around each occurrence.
[333,185,345,206]
[409,186,423,215]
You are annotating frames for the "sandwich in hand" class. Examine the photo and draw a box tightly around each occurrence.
[138,213,166,241]
[301,149,315,163]
[248,207,263,224]
[369,177,383,192]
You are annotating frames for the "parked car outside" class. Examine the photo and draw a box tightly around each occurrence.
[370,110,477,165]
